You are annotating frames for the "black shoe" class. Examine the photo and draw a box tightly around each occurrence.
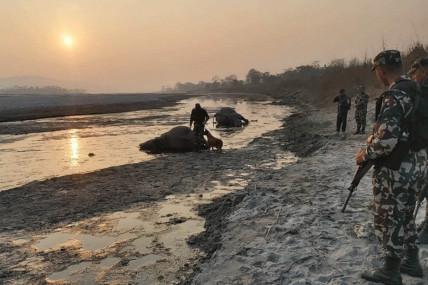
[354,128,360,134]
[361,257,402,285]
[400,248,423,277]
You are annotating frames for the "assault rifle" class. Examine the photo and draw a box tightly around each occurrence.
[342,131,410,213]
[341,160,374,213]
[414,185,428,219]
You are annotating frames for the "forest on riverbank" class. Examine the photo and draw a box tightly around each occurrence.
[171,42,428,103]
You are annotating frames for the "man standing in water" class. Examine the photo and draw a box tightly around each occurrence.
[190,103,209,151]
[353,85,369,134]
[333,89,351,138]
[407,56,428,244]
[355,50,427,284]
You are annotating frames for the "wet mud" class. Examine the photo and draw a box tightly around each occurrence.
[0,93,299,284]
[185,98,428,285]
[7,90,425,285]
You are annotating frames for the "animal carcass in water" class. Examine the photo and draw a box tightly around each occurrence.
[214,107,249,127]
[139,126,208,154]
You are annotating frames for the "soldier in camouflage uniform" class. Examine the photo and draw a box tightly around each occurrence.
[355,50,428,285]
[353,85,369,134]
[407,57,428,244]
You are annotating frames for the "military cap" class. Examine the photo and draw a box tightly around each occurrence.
[407,56,428,75]
[371,50,402,71]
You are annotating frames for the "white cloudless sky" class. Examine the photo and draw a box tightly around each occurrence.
[0,0,427,92]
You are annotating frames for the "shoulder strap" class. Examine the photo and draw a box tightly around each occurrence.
[406,82,421,119]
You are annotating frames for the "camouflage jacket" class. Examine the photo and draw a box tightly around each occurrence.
[354,92,369,111]
[364,77,415,160]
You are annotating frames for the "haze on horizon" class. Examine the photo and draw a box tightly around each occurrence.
[0,0,427,93]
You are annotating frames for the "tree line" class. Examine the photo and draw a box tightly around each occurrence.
[168,42,428,101]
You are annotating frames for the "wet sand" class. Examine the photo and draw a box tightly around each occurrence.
[0,92,293,284]
[186,97,428,285]
[1,91,428,284]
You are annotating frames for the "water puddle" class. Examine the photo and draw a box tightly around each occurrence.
[34,232,74,251]
[0,95,292,190]
[12,238,30,246]
[33,169,253,284]
[159,220,205,257]
[79,233,136,251]
[132,236,153,254]
[127,254,162,270]
[99,257,121,268]
[46,262,94,284]
[111,211,160,233]
[34,232,136,252]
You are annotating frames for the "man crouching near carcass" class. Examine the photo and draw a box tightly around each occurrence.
[190,103,209,151]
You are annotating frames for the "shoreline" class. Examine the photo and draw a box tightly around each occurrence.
[0,92,290,284]
[2,90,427,284]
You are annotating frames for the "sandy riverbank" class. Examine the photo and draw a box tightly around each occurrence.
[1,91,427,284]
[185,96,428,285]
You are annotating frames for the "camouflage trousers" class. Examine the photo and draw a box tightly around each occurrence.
[355,109,367,130]
[372,148,428,259]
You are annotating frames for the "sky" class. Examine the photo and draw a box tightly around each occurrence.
[0,0,427,93]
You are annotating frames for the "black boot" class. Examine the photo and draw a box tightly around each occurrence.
[361,257,402,285]
[419,217,428,244]
[359,127,365,134]
[400,248,423,277]
[354,127,360,134]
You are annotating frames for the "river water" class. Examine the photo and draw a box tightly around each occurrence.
[0,95,292,191]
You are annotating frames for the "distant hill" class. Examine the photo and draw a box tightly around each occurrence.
[0,85,86,95]
[0,76,116,93]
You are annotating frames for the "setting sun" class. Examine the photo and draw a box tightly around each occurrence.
[63,36,73,46]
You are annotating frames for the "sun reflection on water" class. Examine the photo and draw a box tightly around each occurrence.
[69,129,80,166]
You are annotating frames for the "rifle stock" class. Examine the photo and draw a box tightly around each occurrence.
[341,160,374,213]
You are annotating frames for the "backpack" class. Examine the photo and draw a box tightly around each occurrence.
[407,83,428,151]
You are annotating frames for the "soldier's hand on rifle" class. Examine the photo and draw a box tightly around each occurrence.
[355,148,366,165]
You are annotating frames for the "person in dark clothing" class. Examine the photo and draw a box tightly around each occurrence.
[333,89,351,138]
[190,103,209,150]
